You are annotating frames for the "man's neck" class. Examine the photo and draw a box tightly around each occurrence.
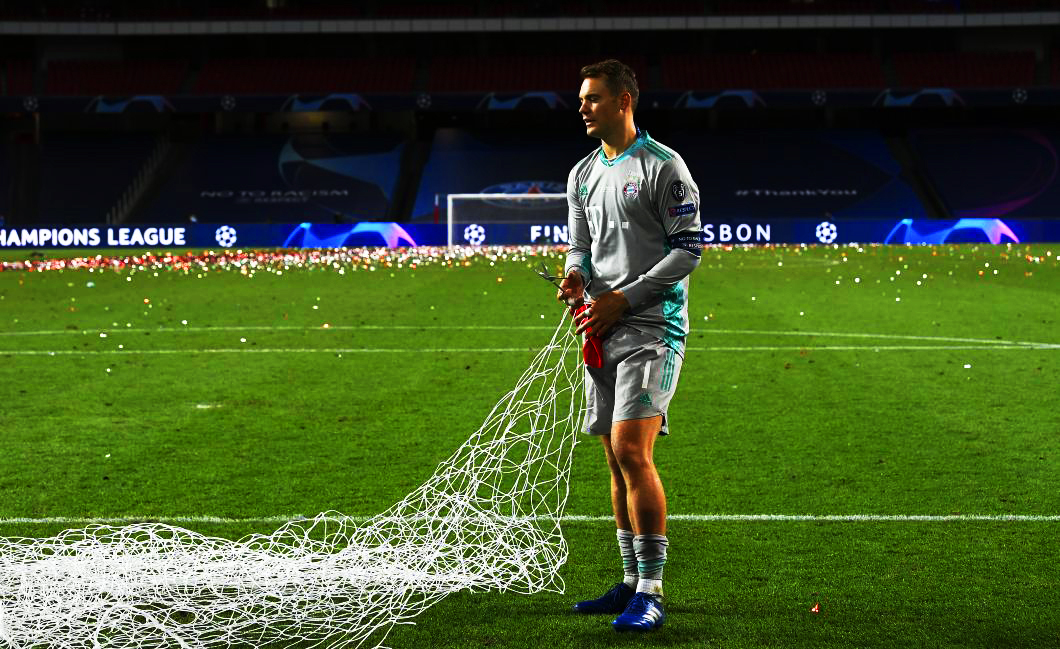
[601,124,638,161]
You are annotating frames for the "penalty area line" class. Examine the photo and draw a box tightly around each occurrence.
[0,514,1058,525]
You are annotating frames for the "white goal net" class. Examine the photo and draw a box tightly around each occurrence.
[0,315,584,649]
[447,193,567,246]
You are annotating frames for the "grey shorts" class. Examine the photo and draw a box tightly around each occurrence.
[583,325,684,436]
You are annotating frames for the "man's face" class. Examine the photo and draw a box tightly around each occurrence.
[578,76,626,140]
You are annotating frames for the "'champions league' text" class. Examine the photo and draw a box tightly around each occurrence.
[0,227,187,248]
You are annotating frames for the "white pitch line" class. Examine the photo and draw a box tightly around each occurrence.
[700,328,1046,347]
[0,341,1055,358]
[0,324,557,336]
[0,514,1056,525]
[1,326,1054,349]
[2,344,1058,357]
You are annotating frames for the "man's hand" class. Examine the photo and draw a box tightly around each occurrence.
[556,270,585,310]
[574,290,629,339]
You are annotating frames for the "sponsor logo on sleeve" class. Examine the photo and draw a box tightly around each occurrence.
[668,203,696,217]
[670,180,687,201]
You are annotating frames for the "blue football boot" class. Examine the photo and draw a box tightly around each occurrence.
[611,592,665,631]
[572,582,635,614]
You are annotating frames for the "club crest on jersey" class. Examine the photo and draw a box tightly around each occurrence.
[623,180,639,199]
[670,180,687,201]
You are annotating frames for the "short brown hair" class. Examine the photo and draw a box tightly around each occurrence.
[580,59,639,112]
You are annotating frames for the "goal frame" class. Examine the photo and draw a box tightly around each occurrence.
[446,193,567,247]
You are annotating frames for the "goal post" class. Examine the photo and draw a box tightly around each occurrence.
[447,193,568,247]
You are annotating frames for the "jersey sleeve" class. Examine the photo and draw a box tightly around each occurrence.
[655,155,702,249]
[564,164,592,284]
[620,156,702,309]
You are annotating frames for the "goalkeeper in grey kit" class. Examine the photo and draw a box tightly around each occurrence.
[557,59,702,632]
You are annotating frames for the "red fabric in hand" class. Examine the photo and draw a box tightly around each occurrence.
[574,304,603,368]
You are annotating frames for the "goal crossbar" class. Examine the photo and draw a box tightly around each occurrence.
[446,193,567,246]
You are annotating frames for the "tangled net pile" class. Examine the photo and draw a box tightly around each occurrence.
[0,316,584,649]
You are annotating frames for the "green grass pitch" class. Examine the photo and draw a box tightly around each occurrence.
[1,243,1058,648]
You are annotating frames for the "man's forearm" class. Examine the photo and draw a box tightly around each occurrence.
[619,248,701,309]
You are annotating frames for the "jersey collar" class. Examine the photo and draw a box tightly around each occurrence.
[597,126,647,167]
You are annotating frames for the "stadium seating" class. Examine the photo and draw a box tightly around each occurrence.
[482,1,592,16]
[428,55,648,93]
[37,133,157,224]
[194,58,416,94]
[9,0,1060,21]
[715,1,878,14]
[669,129,929,220]
[412,128,590,221]
[145,134,405,223]
[910,129,1060,220]
[0,138,9,222]
[605,1,707,15]
[375,3,477,18]
[45,60,187,96]
[892,51,1036,88]
[4,60,34,95]
[661,53,886,90]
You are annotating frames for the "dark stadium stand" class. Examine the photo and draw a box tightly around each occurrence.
[412,128,591,221]
[911,129,1060,220]
[428,55,648,93]
[606,1,706,15]
[202,4,368,18]
[37,134,156,224]
[893,51,1037,88]
[717,0,1059,12]
[672,129,929,220]
[0,0,1055,234]
[481,1,593,16]
[375,3,477,18]
[412,127,930,223]
[661,53,886,90]
[715,1,878,14]
[0,138,9,222]
[6,1,1060,20]
[194,58,416,94]
[4,60,34,95]
[45,60,187,96]
[144,134,405,223]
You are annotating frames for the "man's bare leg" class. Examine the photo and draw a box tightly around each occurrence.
[605,415,665,536]
[604,415,668,605]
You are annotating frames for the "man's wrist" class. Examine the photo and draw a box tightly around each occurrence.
[619,279,652,309]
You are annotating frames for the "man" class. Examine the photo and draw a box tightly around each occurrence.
[557,59,702,632]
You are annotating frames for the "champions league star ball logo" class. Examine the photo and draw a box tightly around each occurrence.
[215,225,238,248]
[815,221,838,244]
[463,223,486,245]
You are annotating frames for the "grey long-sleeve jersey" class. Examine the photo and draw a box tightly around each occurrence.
[565,129,703,355]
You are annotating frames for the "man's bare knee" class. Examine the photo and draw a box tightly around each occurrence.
[601,436,623,475]
[612,439,652,474]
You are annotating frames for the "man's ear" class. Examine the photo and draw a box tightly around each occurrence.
[620,92,632,112]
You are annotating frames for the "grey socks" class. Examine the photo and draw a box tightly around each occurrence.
[633,533,668,596]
